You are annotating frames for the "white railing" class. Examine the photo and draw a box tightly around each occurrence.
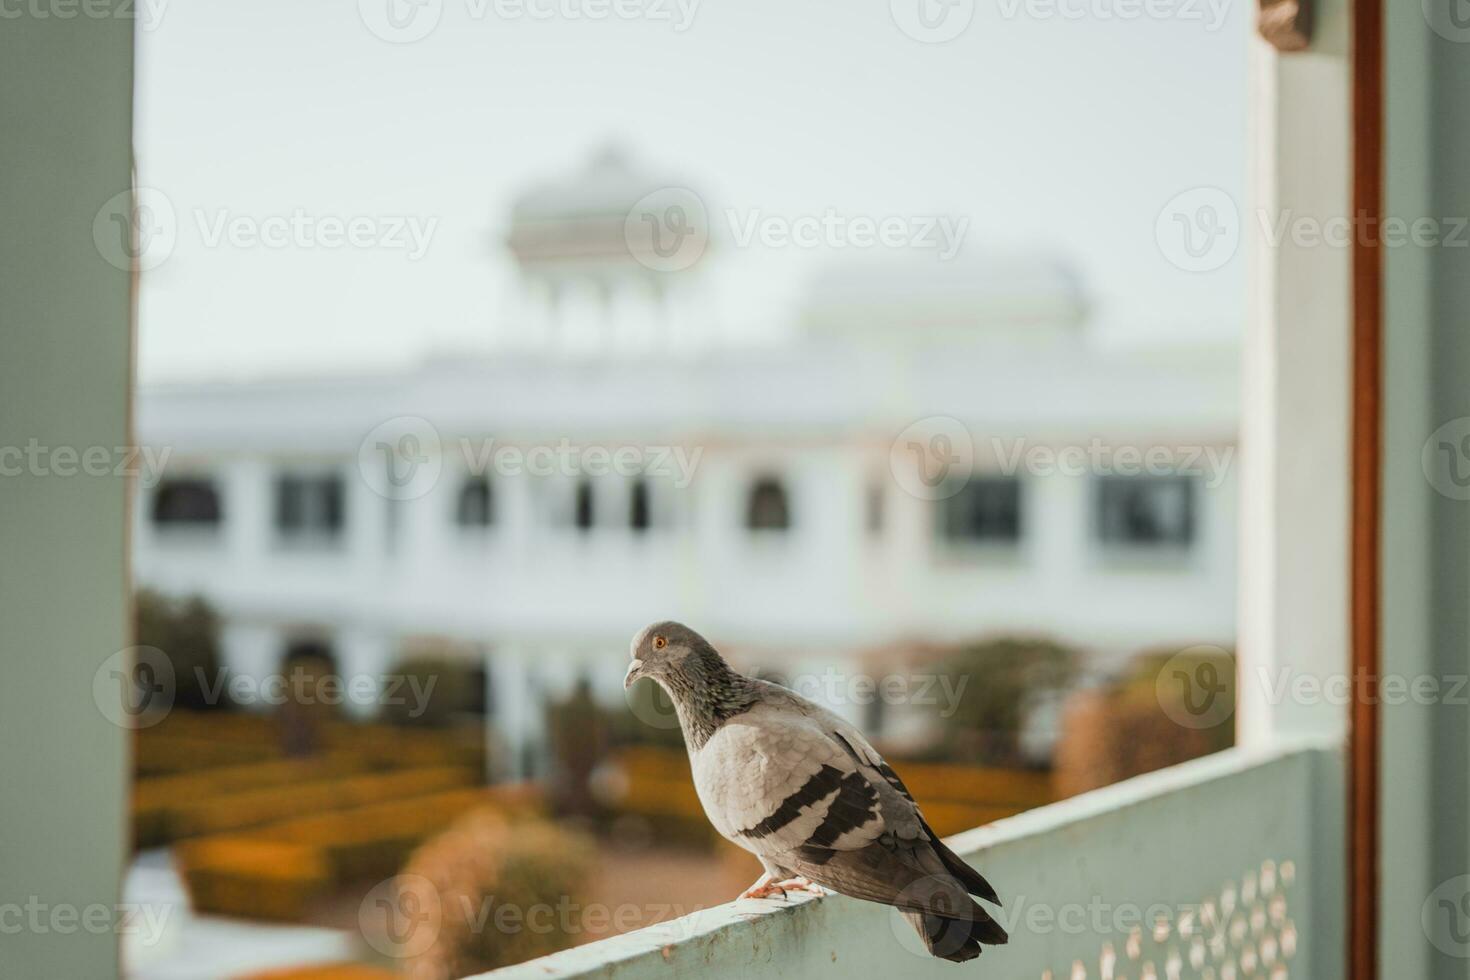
[480,736,1343,979]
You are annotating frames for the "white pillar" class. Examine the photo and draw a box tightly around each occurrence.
[1236,26,1352,748]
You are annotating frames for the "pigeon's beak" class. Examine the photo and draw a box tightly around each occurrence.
[624,659,644,689]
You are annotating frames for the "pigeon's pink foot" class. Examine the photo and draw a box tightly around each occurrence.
[740,876,822,901]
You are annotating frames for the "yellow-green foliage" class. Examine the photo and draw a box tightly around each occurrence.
[401,809,595,977]
[1054,646,1235,798]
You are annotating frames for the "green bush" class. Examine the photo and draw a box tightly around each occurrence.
[1054,645,1235,797]
[380,639,485,728]
[928,636,1081,767]
[135,589,225,711]
[400,809,595,977]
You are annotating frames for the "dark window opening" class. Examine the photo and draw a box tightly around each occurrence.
[1095,475,1194,547]
[940,477,1021,544]
[274,473,344,537]
[152,478,222,527]
[629,478,651,531]
[457,476,493,527]
[574,479,594,531]
[865,482,884,536]
[746,476,791,531]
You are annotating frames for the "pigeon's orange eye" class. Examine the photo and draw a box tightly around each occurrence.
[653,636,667,650]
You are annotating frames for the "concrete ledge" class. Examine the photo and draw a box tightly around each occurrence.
[481,735,1343,979]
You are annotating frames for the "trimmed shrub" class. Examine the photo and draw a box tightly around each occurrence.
[380,639,485,729]
[399,809,595,978]
[1054,645,1235,798]
[135,589,225,712]
[928,636,1081,767]
[177,838,330,921]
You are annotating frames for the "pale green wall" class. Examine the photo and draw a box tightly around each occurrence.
[0,5,134,978]
[1382,0,1470,976]
[484,742,1342,980]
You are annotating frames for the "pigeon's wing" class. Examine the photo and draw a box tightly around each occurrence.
[692,699,1004,936]
[814,706,1003,907]
[691,702,902,856]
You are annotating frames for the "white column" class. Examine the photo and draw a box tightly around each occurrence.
[1236,26,1351,748]
[224,456,271,566]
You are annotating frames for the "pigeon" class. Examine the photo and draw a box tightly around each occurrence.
[624,621,1008,962]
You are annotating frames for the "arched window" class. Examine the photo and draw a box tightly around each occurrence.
[151,478,222,527]
[456,476,493,527]
[629,478,651,532]
[745,476,791,531]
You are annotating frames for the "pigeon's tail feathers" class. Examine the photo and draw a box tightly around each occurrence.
[903,907,1009,962]
[929,835,1001,907]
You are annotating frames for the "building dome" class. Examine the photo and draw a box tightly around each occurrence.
[500,145,709,354]
[506,144,702,267]
[511,144,663,222]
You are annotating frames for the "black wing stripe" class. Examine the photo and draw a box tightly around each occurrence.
[876,760,916,804]
[739,764,845,839]
[805,771,880,848]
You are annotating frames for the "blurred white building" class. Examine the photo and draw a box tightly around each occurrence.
[133,149,1239,774]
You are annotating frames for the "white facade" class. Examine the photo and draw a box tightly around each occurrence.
[132,151,1240,775]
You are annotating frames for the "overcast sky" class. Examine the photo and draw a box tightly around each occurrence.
[133,0,1250,383]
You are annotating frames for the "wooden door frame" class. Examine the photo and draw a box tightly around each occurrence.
[1349,0,1382,972]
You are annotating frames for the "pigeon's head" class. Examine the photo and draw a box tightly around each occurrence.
[625,620,717,689]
